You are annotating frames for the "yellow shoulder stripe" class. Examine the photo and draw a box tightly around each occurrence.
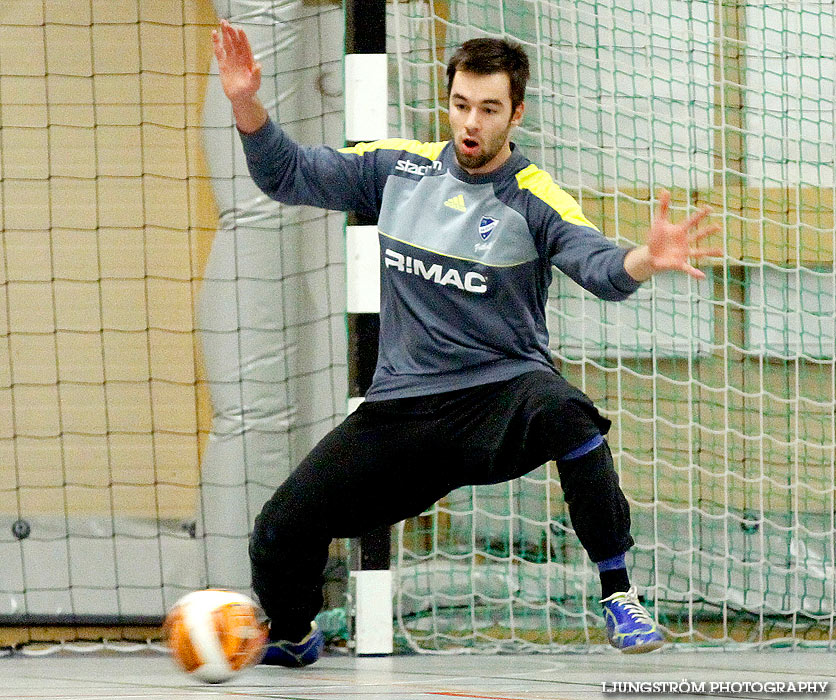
[339,138,447,160]
[515,164,599,231]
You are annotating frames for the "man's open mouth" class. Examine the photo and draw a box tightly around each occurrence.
[461,137,479,152]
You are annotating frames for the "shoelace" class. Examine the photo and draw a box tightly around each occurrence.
[614,587,654,623]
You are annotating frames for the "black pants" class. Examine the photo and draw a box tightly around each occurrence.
[250,370,633,640]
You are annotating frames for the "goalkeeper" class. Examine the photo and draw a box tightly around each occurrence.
[211,20,720,664]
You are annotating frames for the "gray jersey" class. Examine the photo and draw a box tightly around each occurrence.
[240,120,641,400]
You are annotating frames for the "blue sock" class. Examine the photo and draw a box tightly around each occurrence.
[598,554,630,598]
[597,553,626,572]
[560,434,603,461]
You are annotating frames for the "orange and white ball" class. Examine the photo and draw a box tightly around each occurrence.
[164,589,268,684]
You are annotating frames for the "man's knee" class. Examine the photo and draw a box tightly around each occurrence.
[525,374,611,459]
[250,475,327,563]
[555,438,620,500]
[560,433,604,461]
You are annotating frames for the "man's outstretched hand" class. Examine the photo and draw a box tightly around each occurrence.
[624,189,723,282]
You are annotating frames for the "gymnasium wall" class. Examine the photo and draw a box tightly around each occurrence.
[0,0,219,521]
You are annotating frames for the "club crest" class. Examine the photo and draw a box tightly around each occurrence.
[478,216,499,240]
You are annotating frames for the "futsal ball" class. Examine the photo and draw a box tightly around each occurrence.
[164,589,268,684]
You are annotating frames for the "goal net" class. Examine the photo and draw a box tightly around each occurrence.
[0,0,346,646]
[391,0,836,651]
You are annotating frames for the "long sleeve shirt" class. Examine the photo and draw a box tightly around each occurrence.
[239,119,642,400]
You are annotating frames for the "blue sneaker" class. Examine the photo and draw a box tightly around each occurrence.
[261,621,324,667]
[601,587,664,653]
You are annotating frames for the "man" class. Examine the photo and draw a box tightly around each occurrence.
[211,21,720,664]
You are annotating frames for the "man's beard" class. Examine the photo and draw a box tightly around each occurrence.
[453,121,513,171]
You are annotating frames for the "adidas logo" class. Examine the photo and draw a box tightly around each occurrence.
[444,194,466,212]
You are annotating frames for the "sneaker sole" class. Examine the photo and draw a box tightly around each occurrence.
[617,638,665,654]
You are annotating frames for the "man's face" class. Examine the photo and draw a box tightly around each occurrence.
[448,69,524,174]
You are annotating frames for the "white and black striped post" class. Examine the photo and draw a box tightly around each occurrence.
[344,0,393,656]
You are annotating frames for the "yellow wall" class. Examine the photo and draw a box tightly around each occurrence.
[0,0,218,518]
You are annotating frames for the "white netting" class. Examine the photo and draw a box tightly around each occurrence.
[391,0,836,651]
[0,0,346,642]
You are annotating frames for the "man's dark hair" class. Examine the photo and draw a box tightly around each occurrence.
[446,38,530,110]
